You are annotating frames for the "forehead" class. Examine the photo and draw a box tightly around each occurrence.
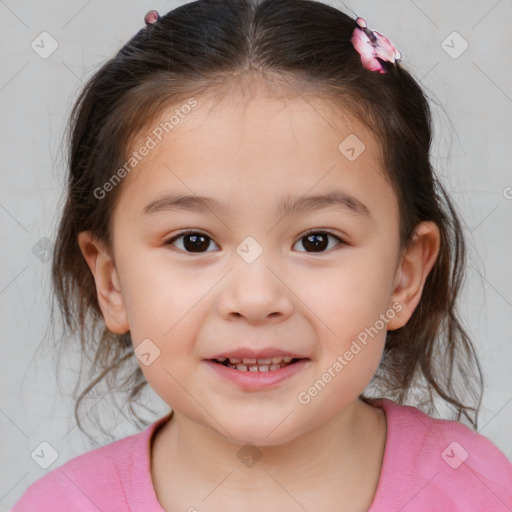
[113,87,396,224]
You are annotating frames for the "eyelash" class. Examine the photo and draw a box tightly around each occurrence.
[163,229,346,255]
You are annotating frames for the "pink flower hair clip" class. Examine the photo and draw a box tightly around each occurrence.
[144,10,160,26]
[351,17,402,74]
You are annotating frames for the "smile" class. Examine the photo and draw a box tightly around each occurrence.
[206,356,309,390]
[214,356,298,372]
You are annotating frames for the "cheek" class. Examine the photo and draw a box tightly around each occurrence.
[294,249,396,393]
[118,250,214,370]
[116,245,201,335]
[300,250,397,335]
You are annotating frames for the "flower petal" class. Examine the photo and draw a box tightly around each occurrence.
[351,28,384,72]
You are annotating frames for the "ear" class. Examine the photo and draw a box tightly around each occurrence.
[77,231,129,334]
[387,221,441,330]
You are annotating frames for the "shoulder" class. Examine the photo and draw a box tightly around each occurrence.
[373,398,512,511]
[11,433,139,512]
[10,415,169,512]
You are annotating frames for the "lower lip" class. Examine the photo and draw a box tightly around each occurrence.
[204,359,309,390]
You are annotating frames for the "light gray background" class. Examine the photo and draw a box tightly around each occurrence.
[1,0,511,509]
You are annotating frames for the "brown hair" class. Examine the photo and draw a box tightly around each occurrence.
[51,0,483,441]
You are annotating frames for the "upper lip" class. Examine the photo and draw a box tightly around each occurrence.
[208,347,308,360]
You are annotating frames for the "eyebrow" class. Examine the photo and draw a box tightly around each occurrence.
[143,191,372,220]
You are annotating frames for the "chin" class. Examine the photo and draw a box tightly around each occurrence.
[211,414,304,448]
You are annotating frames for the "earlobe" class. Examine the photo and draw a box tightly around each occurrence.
[77,231,129,334]
[387,221,441,330]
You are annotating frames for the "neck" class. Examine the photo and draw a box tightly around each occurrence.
[151,399,387,510]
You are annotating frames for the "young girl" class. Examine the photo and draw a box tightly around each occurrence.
[12,0,512,510]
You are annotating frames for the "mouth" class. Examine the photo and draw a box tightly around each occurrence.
[210,356,303,372]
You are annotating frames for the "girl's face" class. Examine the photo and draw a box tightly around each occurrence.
[80,86,438,445]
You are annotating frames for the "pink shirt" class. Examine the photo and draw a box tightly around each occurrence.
[11,398,512,511]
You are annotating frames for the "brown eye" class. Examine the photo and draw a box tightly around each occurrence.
[293,231,344,253]
[165,231,219,253]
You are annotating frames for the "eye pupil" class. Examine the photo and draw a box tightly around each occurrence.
[303,233,328,252]
[170,231,341,254]
[184,233,210,252]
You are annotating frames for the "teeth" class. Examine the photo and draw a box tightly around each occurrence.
[226,356,295,365]
[221,355,299,372]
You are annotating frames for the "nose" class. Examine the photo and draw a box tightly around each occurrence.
[217,258,294,324]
